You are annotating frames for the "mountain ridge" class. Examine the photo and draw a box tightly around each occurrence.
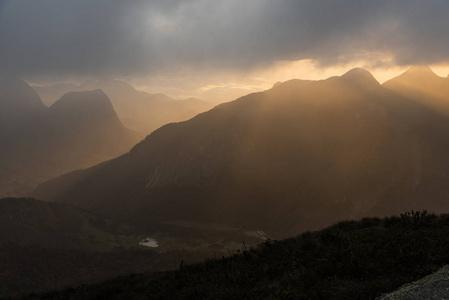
[34,68,449,237]
[0,81,140,197]
[49,89,123,129]
[33,78,215,136]
[383,65,449,115]
[0,78,47,113]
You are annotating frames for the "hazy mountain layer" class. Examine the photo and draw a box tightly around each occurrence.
[383,66,449,114]
[35,68,449,237]
[0,80,140,196]
[33,78,214,136]
[0,78,47,142]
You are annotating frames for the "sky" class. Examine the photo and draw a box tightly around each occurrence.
[1,0,449,101]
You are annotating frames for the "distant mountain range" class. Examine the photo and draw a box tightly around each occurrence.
[33,78,214,136]
[34,67,449,237]
[0,79,140,196]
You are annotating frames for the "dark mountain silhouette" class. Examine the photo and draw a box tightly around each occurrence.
[33,78,214,136]
[0,82,139,196]
[34,68,449,237]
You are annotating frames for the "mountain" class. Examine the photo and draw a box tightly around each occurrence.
[383,66,449,114]
[49,89,125,134]
[47,90,134,156]
[0,78,47,141]
[33,78,214,136]
[34,68,449,237]
[0,82,140,197]
[43,89,139,164]
[32,82,78,106]
[0,78,47,117]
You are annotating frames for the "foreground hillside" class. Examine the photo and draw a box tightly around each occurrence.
[30,211,449,299]
[0,198,262,297]
[35,68,449,237]
[0,197,137,250]
[0,197,155,297]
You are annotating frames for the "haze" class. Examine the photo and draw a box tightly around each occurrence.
[1,0,449,101]
[5,1,449,297]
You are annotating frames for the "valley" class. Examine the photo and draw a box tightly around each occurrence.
[3,2,449,298]
[2,66,449,298]
[0,197,265,297]
[3,66,449,297]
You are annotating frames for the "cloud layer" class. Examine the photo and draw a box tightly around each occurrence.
[1,0,449,80]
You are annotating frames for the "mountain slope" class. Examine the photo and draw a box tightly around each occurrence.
[383,66,449,114]
[0,78,47,117]
[32,82,78,106]
[50,89,122,127]
[47,89,136,158]
[0,83,140,196]
[0,78,47,141]
[35,68,449,237]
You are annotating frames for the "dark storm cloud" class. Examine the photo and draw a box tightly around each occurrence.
[1,0,449,79]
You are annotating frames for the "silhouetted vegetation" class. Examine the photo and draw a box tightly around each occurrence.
[28,211,449,299]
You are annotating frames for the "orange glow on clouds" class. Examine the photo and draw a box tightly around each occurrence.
[133,59,449,104]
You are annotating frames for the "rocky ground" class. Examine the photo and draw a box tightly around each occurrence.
[378,265,449,300]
